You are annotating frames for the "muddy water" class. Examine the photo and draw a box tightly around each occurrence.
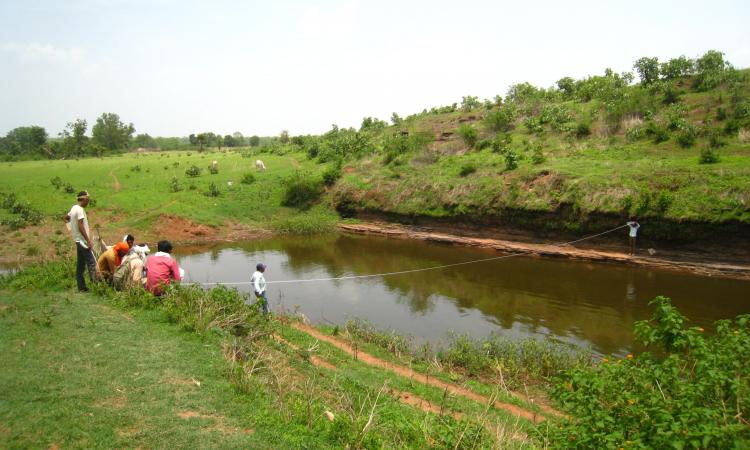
[176,233,750,356]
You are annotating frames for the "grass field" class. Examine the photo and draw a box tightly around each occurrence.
[0,262,563,449]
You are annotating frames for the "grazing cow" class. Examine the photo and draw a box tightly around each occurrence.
[210,160,218,171]
[255,159,266,171]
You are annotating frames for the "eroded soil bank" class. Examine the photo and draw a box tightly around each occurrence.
[338,221,750,280]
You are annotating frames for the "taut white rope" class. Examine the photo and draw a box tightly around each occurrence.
[193,224,629,287]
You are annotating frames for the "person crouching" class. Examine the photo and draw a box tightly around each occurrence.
[145,240,183,296]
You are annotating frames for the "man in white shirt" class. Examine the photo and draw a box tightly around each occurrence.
[626,216,640,256]
[250,263,269,314]
[64,191,98,291]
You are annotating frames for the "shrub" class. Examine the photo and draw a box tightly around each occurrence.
[574,122,592,139]
[322,164,342,186]
[474,139,492,150]
[676,125,697,148]
[504,150,519,170]
[204,182,220,197]
[716,107,727,121]
[130,164,141,172]
[645,122,670,143]
[483,107,516,132]
[547,297,750,449]
[491,133,512,154]
[169,176,182,192]
[699,147,719,164]
[240,173,255,185]
[458,162,477,177]
[531,147,546,165]
[457,124,478,148]
[281,172,322,209]
[185,165,202,177]
[208,165,219,175]
[523,117,545,135]
[50,176,63,190]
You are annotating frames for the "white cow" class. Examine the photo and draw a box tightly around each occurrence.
[210,160,218,170]
[255,159,266,171]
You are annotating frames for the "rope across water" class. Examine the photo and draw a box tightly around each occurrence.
[191,224,629,287]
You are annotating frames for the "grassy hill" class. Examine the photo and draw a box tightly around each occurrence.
[326,67,750,239]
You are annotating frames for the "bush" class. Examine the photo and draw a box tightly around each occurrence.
[483,107,516,132]
[504,150,519,170]
[458,162,477,177]
[716,107,727,121]
[208,165,219,175]
[321,164,342,186]
[491,133,512,154]
[204,182,220,197]
[169,176,182,192]
[281,172,322,209]
[474,139,492,150]
[185,165,202,177]
[130,164,141,172]
[531,147,546,164]
[646,122,670,143]
[699,147,719,164]
[574,122,592,139]
[547,297,750,449]
[457,124,478,148]
[240,173,255,185]
[676,125,697,148]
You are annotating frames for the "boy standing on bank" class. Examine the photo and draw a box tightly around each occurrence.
[64,191,98,292]
[626,216,640,256]
[250,263,269,314]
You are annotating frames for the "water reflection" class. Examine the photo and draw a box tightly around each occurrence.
[176,234,750,356]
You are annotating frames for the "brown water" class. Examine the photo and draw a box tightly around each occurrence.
[176,233,750,356]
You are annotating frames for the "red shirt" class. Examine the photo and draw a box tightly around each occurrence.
[145,254,181,295]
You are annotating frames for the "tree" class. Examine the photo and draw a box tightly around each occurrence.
[248,135,260,147]
[91,113,134,151]
[132,133,157,149]
[390,112,402,125]
[189,134,198,146]
[633,57,660,85]
[232,131,245,146]
[59,119,88,157]
[556,77,577,97]
[279,130,290,144]
[196,133,207,151]
[223,134,235,147]
[1,126,48,157]
[694,50,731,91]
[660,56,694,80]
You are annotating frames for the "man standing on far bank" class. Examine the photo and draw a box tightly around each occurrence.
[64,191,98,292]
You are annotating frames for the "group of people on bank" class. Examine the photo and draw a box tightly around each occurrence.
[64,191,183,296]
[64,190,269,312]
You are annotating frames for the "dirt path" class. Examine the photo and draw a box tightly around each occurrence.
[339,222,750,280]
[108,169,121,192]
[291,322,555,423]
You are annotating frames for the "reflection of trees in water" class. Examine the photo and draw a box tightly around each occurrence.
[194,234,749,355]
[278,234,643,353]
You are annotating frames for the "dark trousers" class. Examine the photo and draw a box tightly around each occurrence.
[76,242,97,291]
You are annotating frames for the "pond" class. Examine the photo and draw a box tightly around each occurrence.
[176,233,750,356]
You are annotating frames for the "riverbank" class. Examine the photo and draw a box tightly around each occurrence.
[339,221,750,280]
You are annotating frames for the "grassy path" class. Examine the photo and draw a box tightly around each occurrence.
[0,290,328,449]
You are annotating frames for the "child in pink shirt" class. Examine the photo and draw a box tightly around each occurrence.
[145,240,182,296]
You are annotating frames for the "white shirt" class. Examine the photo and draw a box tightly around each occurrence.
[627,221,640,237]
[250,270,266,294]
[67,204,90,248]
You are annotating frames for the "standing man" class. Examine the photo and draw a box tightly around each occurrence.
[250,263,269,314]
[626,216,640,256]
[64,191,98,292]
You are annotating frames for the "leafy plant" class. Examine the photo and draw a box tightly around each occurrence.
[548,297,750,449]
[281,172,322,209]
[458,162,477,177]
[699,147,719,164]
[185,165,202,177]
[204,182,220,197]
[457,124,478,148]
[169,176,182,192]
[504,150,519,170]
[240,173,256,185]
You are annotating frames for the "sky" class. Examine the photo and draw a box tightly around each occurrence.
[1,0,749,138]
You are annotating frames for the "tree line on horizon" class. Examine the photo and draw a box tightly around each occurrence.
[1,49,745,162]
